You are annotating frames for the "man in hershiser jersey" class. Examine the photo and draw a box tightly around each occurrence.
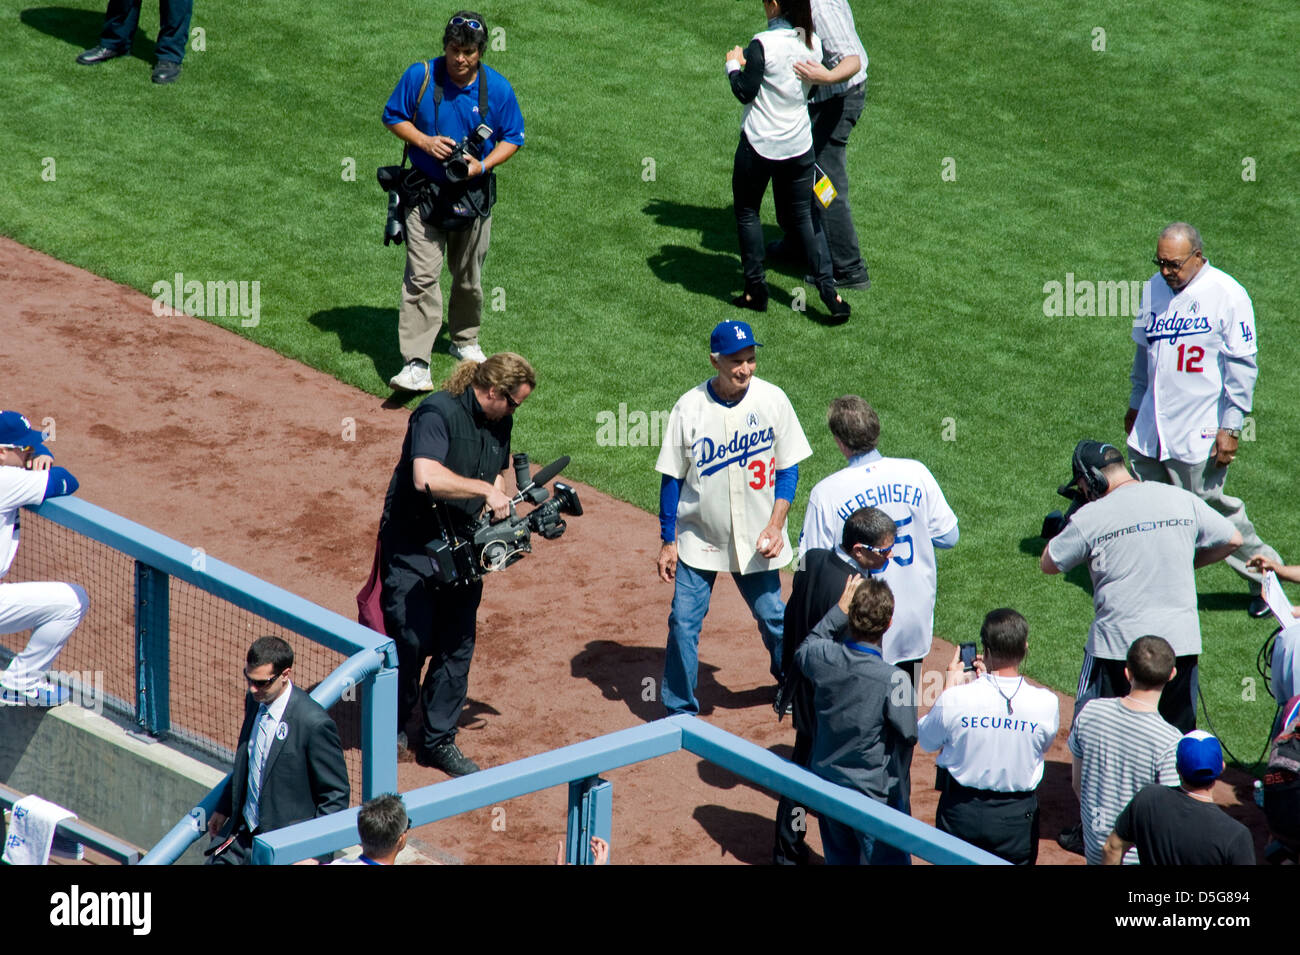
[798,395,959,694]
[1125,222,1281,618]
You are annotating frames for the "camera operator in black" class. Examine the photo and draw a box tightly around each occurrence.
[378,352,535,776]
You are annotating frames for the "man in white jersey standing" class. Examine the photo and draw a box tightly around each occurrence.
[656,320,813,715]
[1126,222,1281,618]
[798,395,958,695]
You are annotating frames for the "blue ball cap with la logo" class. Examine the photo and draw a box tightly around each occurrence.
[710,320,763,356]
[0,411,46,449]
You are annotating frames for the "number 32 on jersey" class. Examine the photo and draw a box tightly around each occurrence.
[748,457,776,489]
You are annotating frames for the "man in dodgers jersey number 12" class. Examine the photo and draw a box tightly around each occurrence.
[798,395,959,691]
[655,320,812,716]
[1125,222,1281,618]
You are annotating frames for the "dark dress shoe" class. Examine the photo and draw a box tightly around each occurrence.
[76,45,126,65]
[1248,596,1271,619]
[152,61,182,84]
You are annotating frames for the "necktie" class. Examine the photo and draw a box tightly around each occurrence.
[244,705,272,832]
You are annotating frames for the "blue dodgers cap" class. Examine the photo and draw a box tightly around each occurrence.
[1176,730,1224,784]
[710,321,762,356]
[0,411,46,448]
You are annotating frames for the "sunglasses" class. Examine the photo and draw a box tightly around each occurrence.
[856,542,894,556]
[449,16,483,30]
[501,390,520,410]
[244,669,283,690]
[1152,249,1199,271]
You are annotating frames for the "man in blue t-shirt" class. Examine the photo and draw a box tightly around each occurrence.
[382,11,525,391]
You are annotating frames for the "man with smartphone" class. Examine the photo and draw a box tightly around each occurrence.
[917,609,1059,865]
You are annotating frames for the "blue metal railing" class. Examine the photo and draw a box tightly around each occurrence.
[21,496,400,864]
[254,717,1007,866]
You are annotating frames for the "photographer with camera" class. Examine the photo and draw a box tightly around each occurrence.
[382,11,525,391]
[377,352,535,776]
[1040,440,1241,734]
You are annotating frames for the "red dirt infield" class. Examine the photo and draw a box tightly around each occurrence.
[1,235,1265,864]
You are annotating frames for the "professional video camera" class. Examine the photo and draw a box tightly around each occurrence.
[1040,491,1084,540]
[425,453,583,585]
[443,123,493,182]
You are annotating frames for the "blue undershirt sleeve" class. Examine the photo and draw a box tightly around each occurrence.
[932,524,959,549]
[659,474,683,542]
[774,464,797,503]
[42,467,79,501]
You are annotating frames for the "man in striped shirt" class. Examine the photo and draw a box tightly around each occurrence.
[1068,635,1182,864]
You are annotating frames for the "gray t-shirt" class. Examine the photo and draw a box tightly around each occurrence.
[1047,481,1236,658]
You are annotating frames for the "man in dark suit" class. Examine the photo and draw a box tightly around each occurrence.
[206,636,350,865]
[773,505,896,865]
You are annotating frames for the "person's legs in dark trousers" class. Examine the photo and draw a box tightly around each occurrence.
[418,578,484,755]
[818,815,867,865]
[1158,655,1199,733]
[770,149,831,290]
[936,787,1038,865]
[155,0,194,63]
[773,681,814,865]
[732,135,773,302]
[808,84,868,284]
[379,554,434,732]
[99,0,144,52]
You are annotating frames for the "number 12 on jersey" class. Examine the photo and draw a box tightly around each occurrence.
[1175,343,1204,373]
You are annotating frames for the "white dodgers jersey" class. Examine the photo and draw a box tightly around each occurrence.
[656,377,812,574]
[1128,263,1257,464]
[799,453,958,664]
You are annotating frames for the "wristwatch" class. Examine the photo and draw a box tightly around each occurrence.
[1223,428,1242,439]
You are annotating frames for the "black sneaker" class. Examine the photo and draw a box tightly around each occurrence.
[152,61,182,84]
[1057,822,1085,856]
[417,741,481,776]
[1247,596,1270,619]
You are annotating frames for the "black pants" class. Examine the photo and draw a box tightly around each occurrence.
[808,83,868,282]
[381,551,483,755]
[936,781,1039,865]
[732,135,831,292]
[100,0,194,62]
[1076,653,1199,733]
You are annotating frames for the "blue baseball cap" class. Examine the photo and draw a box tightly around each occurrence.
[1176,730,1224,785]
[710,321,762,356]
[0,411,45,448]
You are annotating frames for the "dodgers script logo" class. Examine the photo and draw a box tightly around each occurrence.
[1144,309,1211,344]
[694,426,774,476]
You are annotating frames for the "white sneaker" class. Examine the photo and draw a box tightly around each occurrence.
[449,342,486,363]
[389,359,434,392]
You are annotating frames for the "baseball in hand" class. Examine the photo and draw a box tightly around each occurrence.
[759,536,770,550]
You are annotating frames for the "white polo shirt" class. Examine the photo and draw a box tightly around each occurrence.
[917,674,1060,792]
[1128,262,1257,465]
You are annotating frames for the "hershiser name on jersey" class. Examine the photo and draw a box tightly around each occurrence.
[799,453,958,665]
[1129,263,1257,464]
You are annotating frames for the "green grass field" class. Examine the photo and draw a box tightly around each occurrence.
[3,0,1298,767]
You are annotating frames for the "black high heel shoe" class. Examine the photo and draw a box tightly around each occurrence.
[819,285,851,322]
[732,283,769,312]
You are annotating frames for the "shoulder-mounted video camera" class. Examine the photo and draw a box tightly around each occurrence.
[425,453,583,585]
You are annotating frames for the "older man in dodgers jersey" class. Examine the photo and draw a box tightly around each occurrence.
[656,320,812,715]
[1125,222,1282,618]
[798,396,958,692]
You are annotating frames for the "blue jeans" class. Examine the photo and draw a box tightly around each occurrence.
[662,562,784,715]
